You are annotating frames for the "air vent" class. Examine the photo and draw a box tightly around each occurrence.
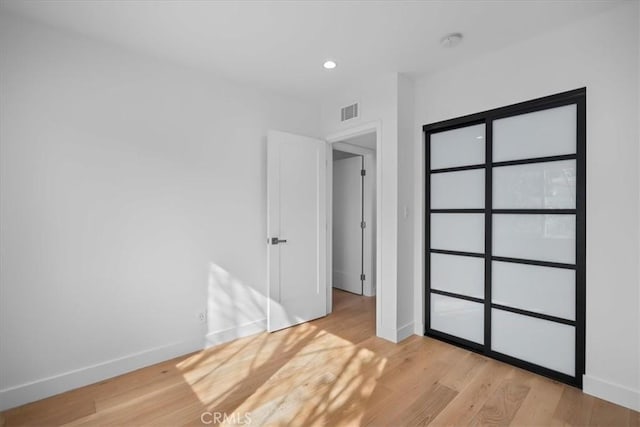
[341,103,359,122]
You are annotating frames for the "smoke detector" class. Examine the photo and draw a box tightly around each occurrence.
[440,33,463,48]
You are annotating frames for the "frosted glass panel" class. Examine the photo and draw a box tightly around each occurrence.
[430,124,485,169]
[493,160,576,209]
[492,261,575,320]
[492,309,575,375]
[431,293,484,344]
[431,253,484,299]
[431,214,484,253]
[431,169,485,209]
[493,214,575,264]
[493,104,577,162]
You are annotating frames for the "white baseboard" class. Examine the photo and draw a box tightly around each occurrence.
[583,374,640,411]
[397,322,415,342]
[0,318,268,412]
[363,284,376,297]
[0,337,203,412]
[205,318,266,348]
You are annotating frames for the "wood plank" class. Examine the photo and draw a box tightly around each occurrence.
[589,398,632,427]
[630,409,640,427]
[510,376,564,426]
[397,382,459,427]
[362,384,424,427]
[551,385,596,426]
[2,393,96,426]
[439,351,488,392]
[469,369,531,426]
[428,360,514,426]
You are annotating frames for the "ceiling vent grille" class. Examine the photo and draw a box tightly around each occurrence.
[341,103,359,122]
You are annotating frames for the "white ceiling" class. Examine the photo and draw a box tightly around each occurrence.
[341,132,376,151]
[1,0,622,102]
[333,150,360,161]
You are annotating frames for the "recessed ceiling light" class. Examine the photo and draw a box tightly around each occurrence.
[323,60,337,69]
[440,33,463,48]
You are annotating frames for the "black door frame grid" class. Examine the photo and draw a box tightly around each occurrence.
[423,88,586,388]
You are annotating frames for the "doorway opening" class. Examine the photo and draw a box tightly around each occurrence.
[332,149,365,295]
[328,130,377,314]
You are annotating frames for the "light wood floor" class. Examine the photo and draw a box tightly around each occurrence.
[2,290,638,426]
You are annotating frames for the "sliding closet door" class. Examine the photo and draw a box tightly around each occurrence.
[424,89,586,387]
[490,103,582,381]
[427,123,487,347]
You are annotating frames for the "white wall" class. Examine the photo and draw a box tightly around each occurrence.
[321,73,415,342]
[0,12,320,410]
[321,73,399,341]
[412,2,640,410]
[397,74,415,340]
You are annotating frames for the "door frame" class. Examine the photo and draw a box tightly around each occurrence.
[325,121,381,326]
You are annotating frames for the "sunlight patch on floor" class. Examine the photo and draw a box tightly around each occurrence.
[175,321,386,427]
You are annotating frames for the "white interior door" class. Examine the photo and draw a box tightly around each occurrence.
[267,130,327,332]
[332,155,363,294]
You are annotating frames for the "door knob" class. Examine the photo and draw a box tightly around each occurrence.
[270,237,288,245]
